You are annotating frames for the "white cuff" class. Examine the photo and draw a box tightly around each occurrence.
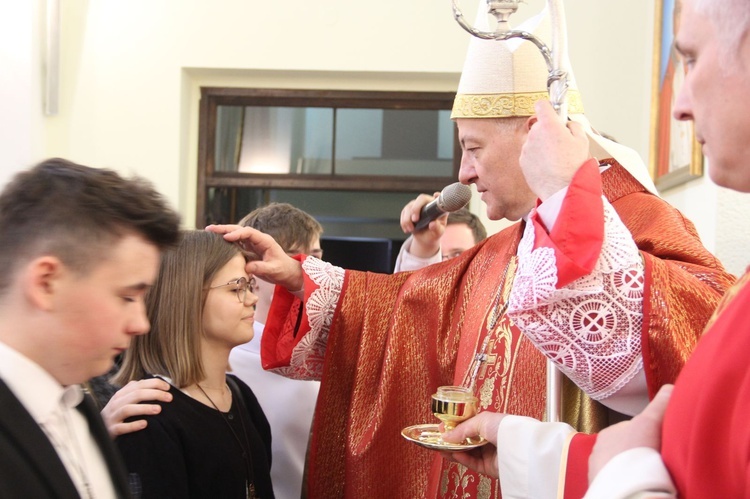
[535,186,568,231]
[584,448,676,499]
[496,415,574,499]
[598,368,649,416]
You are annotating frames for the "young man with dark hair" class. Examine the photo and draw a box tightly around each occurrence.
[239,202,324,260]
[0,158,180,498]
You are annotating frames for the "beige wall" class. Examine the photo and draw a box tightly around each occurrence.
[44,0,471,220]
[0,1,44,186]
[4,0,749,274]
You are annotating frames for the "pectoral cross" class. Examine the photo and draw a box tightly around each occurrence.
[467,339,499,390]
[477,339,498,379]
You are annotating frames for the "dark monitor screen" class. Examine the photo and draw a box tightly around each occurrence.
[321,236,394,274]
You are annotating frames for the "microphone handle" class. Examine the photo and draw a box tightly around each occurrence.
[414,199,446,231]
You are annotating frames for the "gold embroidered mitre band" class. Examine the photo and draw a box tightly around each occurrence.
[452,90,584,119]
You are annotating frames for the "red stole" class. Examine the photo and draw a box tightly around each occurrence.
[427,248,553,498]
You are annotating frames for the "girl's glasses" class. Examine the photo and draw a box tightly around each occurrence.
[208,276,256,303]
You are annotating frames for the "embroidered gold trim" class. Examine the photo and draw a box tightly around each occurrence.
[451,90,584,119]
[462,256,518,392]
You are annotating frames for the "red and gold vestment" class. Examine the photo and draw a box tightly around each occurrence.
[264,162,733,498]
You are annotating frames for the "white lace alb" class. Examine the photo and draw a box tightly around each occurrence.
[508,198,645,400]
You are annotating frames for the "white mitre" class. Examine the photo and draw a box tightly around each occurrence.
[452,5,659,196]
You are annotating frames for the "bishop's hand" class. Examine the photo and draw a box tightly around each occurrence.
[439,411,506,478]
[520,99,590,201]
[206,224,304,294]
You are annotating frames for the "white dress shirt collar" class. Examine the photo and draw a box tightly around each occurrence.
[0,340,83,426]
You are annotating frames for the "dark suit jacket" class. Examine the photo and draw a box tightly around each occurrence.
[0,379,131,498]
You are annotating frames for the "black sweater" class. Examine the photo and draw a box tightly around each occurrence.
[116,374,274,498]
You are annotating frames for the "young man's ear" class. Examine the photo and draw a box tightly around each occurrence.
[23,256,64,311]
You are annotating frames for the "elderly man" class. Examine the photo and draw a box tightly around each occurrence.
[209,7,732,499]
[585,1,750,496]
[446,1,750,497]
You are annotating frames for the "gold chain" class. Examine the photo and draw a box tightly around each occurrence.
[461,255,517,391]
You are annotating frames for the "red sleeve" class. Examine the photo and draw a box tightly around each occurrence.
[562,432,598,499]
[261,254,316,369]
[529,158,604,289]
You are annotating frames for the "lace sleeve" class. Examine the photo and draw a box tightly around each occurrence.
[268,257,345,380]
[508,199,645,400]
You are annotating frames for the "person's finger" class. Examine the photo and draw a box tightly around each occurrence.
[112,379,172,402]
[566,120,586,138]
[401,200,419,233]
[117,402,162,419]
[206,226,270,254]
[136,378,170,391]
[441,416,482,443]
[428,212,450,231]
[246,260,278,277]
[214,226,257,243]
[205,223,243,235]
[443,412,503,445]
[534,99,558,123]
[121,377,171,392]
[120,388,172,404]
[220,227,283,261]
[410,193,439,223]
[108,419,149,438]
[639,384,673,424]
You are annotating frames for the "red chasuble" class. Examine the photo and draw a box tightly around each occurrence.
[263,162,733,498]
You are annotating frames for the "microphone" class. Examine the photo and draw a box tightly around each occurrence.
[414,182,472,231]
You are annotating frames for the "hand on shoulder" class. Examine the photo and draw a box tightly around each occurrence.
[101,378,173,438]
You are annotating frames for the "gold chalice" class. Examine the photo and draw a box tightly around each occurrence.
[401,385,486,451]
[430,385,477,433]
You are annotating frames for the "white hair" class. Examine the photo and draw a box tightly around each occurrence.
[691,0,750,65]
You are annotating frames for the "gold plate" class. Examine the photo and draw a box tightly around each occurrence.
[401,423,488,452]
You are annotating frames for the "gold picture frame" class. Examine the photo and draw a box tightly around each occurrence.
[649,0,703,191]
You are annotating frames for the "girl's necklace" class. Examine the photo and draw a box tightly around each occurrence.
[196,383,258,499]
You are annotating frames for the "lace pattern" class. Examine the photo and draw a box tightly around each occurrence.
[508,199,645,400]
[269,257,345,380]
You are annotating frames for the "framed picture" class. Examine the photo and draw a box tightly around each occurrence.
[649,0,703,191]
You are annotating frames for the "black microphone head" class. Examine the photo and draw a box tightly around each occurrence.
[438,182,472,212]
